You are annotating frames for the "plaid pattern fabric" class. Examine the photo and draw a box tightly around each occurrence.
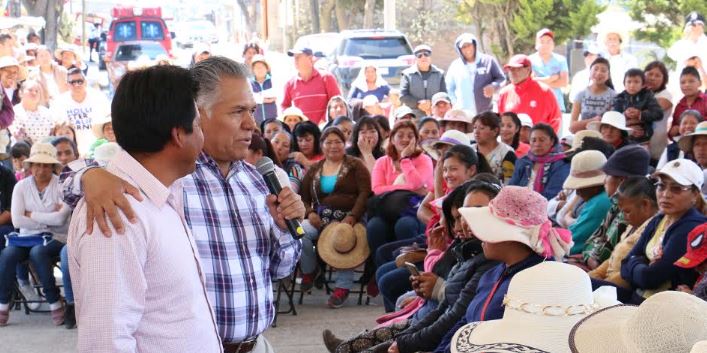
[184,153,301,342]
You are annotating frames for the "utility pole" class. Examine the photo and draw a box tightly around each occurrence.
[384,0,395,30]
[82,0,86,53]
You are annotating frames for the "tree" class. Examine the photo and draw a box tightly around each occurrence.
[21,0,63,50]
[363,0,377,29]
[624,0,707,52]
[236,0,258,36]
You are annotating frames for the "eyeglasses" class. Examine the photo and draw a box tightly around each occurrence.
[415,51,431,58]
[68,79,85,86]
[655,181,693,194]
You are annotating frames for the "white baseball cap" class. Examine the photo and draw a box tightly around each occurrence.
[518,113,533,128]
[655,158,704,189]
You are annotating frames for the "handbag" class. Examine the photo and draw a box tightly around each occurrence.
[366,190,423,224]
[4,232,53,248]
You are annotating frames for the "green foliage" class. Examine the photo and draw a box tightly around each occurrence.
[624,0,707,50]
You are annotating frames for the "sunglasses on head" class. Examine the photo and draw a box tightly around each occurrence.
[416,51,431,58]
[68,79,85,86]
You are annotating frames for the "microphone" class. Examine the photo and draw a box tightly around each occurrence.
[255,157,305,239]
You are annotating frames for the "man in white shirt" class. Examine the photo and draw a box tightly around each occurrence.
[68,65,222,353]
[668,12,707,79]
[51,67,110,156]
[600,29,638,92]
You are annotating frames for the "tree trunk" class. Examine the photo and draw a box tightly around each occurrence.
[334,0,349,30]
[363,0,376,28]
[236,0,257,35]
[22,0,61,50]
[320,0,336,32]
[310,0,321,33]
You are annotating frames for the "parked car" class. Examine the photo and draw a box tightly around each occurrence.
[174,20,218,48]
[325,29,414,94]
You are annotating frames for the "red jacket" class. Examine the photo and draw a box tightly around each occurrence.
[281,69,341,125]
[498,79,561,132]
[672,92,707,129]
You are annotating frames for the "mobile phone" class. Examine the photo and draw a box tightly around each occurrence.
[405,261,420,276]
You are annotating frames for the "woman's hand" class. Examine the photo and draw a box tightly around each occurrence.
[307,212,322,230]
[413,272,438,299]
[427,223,447,251]
[341,215,355,226]
[357,136,373,154]
[400,139,416,159]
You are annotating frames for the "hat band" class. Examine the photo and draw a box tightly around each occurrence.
[502,295,599,316]
[438,137,463,146]
[31,150,56,160]
[570,169,605,178]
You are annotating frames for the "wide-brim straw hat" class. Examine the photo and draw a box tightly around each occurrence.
[92,114,112,139]
[277,106,308,123]
[54,45,81,61]
[421,130,470,160]
[679,121,707,153]
[569,291,707,353]
[452,262,618,353]
[563,150,607,190]
[567,130,602,152]
[23,142,61,167]
[588,111,631,132]
[440,109,472,126]
[317,222,369,270]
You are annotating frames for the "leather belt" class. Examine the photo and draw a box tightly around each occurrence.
[222,336,259,353]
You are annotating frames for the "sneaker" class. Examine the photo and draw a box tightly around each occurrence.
[300,273,315,292]
[64,304,76,329]
[322,329,343,353]
[51,305,65,326]
[366,279,379,298]
[18,283,41,310]
[327,288,350,309]
[0,309,8,326]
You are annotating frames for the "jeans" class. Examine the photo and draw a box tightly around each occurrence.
[0,239,63,304]
[366,216,425,272]
[0,225,31,284]
[300,220,355,290]
[376,260,419,312]
[60,245,73,304]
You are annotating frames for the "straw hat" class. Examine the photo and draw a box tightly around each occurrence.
[570,291,707,353]
[0,56,19,70]
[440,109,472,127]
[92,114,112,139]
[563,150,607,190]
[567,130,602,152]
[588,111,631,132]
[458,186,573,259]
[655,158,704,189]
[692,341,707,353]
[421,130,470,160]
[277,106,308,123]
[23,142,61,167]
[451,262,619,353]
[679,121,707,153]
[54,45,81,61]
[317,222,369,270]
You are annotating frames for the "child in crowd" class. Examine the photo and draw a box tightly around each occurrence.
[569,57,616,133]
[612,68,662,144]
[10,141,30,180]
[670,66,707,139]
[675,223,707,301]
[250,55,277,124]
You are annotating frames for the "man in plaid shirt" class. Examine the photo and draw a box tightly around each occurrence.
[63,57,304,353]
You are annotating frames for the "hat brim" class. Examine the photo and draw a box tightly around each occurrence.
[54,48,80,61]
[563,173,606,190]
[452,316,584,353]
[674,253,705,268]
[23,155,61,167]
[654,169,696,188]
[318,223,370,270]
[458,207,532,247]
[569,305,638,353]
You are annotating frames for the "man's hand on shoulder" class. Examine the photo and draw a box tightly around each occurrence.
[82,168,143,236]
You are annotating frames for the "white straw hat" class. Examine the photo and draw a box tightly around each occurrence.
[277,106,309,123]
[655,158,704,189]
[563,150,607,190]
[567,130,603,152]
[570,291,707,353]
[421,130,470,160]
[679,121,707,153]
[452,262,619,353]
[91,114,112,139]
[317,222,369,270]
[23,142,61,167]
[588,111,631,132]
[440,109,472,126]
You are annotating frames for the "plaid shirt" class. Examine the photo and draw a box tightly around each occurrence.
[62,152,301,343]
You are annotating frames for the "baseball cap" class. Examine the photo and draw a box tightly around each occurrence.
[432,92,451,106]
[287,46,313,56]
[517,113,533,128]
[655,158,704,189]
[583,44,601,57]
[504,54,531,70]
[413,44,432,55]
[395,106,417,120]
[686,11,705,27]
[675,223,707,268]
[560,135,574,147]
[536,28,554,40]
[0,56,20,70]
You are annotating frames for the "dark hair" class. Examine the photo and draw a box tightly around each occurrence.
[372,115,390,133]
[500,112,522,149]
[443,144,494,175]
[112,65,198,153]
[51,136,79,158]
[617,176,657,207]
[590,57,615,90]
[10,141,31,159]
[332,115,353,126]
[472,111,501,138]
[27,32,40,42]
[417,117,440,133]
[441,181,469,239]
[530,123,559,147]
[346,116,384,159]
[293,121,322,156]
[681,66,702,82]
[260,118,291,135]
[623,68,645,84]
[50,122,78,147]
[571,136,615,159]
[644,61,669,92]
[466,175,502,199]
[242,42,261,56]
[320,126,346,146]
[680,109,704,124]
[386,120,422,160]
[248,133,282,168]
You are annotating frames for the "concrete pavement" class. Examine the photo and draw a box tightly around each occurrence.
[2,287,384,353]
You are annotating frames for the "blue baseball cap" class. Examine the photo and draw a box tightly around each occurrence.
[287,46,313,56]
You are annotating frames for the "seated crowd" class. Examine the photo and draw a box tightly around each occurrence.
[0,18,706,353]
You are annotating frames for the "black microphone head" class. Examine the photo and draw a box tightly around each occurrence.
[255,157,276,175]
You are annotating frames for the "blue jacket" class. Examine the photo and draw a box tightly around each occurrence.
[508,155,570,200]
[433,253,547,353]
[445,33,505,114]
[621,208,705,293]
[250,75,278,124]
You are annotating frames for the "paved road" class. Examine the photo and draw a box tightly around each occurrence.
[2,286,383,353]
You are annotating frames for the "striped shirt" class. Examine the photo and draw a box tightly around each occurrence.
[281,69,341,125]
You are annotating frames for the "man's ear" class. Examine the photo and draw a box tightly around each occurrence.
[171,127,187,148]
